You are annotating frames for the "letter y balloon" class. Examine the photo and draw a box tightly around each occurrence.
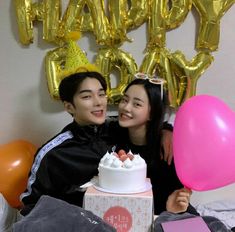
[173,95,235,191]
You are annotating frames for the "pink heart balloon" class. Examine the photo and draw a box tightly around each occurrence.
[173,95,235,191]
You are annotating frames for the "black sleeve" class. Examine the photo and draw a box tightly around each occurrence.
[106,118,129,145]
[186,204,200,216]
[162,121,173,131]
[20,151,58,215]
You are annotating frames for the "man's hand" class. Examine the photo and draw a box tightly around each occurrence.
[161,129,173,165]
[166,188,192,213]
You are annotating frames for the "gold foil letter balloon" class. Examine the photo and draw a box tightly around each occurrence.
[170,51,214,105]
[147,0,192,49]
[14,0,34,45]
[96,47,138,104]
[59,0,90,37]
[193,0,235,51]
[108,0,129,44]
[60,0,112,46]
[140,48,214,107]
[126,0,148,29]
[165,0,192,29]
[42,0,61,43]
[139,47,179,107]
[14,0,61,45]
[139,47,161,76]
[45,47,67,100]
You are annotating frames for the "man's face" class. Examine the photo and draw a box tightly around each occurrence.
[65,77,107,125]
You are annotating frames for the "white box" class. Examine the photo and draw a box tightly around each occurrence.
[84,180,153,232]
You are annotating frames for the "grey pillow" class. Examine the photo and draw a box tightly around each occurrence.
[13,195,116,232]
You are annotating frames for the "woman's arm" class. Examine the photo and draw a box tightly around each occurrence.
[161,128,173,165]
[161,106,176,165]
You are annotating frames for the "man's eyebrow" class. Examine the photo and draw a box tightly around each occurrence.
[78,89,92,94]
[78,88,105,94]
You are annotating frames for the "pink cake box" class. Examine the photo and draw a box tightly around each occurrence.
[83,179,153,232]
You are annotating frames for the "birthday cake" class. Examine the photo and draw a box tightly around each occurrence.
[98,149,147,193]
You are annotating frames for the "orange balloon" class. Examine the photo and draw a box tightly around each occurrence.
[0,140,36,208]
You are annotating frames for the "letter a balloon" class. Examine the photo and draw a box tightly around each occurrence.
[173,95,235,191]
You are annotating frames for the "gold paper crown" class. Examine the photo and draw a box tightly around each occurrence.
[61,31,100,78]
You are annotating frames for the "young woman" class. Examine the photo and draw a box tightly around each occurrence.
[116,76,196,215]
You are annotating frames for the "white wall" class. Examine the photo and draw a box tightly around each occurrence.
[1,1,235,205]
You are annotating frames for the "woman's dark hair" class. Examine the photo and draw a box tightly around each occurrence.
[59,71,107,104]
[124,78,165,160]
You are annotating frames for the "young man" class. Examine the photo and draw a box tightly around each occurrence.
[20,70,115,215]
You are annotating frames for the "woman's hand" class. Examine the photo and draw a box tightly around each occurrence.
[166,188,192,213]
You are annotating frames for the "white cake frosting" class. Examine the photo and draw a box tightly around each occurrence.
[98,150,147,192]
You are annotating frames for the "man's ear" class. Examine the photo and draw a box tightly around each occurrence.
[64,101,74,115]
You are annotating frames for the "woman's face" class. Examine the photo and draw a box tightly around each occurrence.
[64,77,107,125]
[118,84,150,129]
